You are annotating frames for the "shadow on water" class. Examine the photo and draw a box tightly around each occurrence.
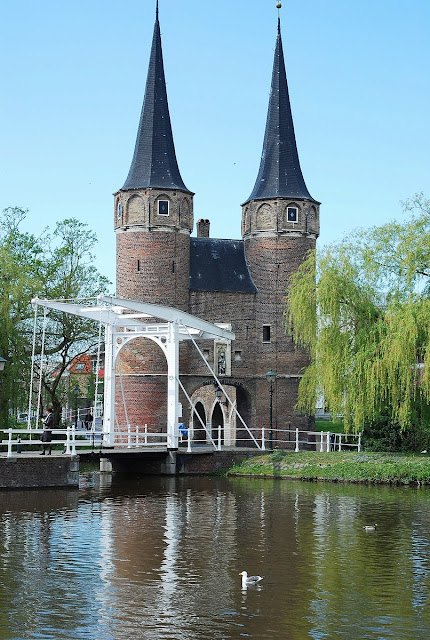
[1,474,430,639]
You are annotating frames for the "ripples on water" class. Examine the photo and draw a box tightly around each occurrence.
[0,474,430,639]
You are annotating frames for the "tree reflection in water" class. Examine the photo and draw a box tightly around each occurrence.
[0,476,429,639]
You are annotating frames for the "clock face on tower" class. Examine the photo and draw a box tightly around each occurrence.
[287,207,297,222]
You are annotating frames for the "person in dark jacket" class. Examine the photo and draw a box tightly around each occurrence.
[84,410,93,430]
[40,408,54,455]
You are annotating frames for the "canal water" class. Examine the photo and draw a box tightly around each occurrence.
[1,474,430,640]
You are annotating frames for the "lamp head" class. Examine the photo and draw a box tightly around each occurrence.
[265,369,277,386]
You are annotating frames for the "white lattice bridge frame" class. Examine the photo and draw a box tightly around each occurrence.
[32,295,235,449]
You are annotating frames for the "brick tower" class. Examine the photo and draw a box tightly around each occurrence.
[114,2,193,309]
[113,3,193,430]
[241,17,320,437]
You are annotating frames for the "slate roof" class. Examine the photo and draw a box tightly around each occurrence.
[120,4,192,193]
[243,19,314,204]
[189,238,257,293]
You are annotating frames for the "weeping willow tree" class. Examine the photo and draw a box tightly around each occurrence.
[285,194,430,435]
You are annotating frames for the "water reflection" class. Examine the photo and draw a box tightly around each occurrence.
[0,477,429,639]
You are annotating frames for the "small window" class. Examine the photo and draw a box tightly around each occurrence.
[137,259,141,272]
[263,325,271,343]
[117,202,122,219]
[158,200,169,216]
[234,350,242,362]
[287,207,298,222]
[203,349,210,361]
[75,363,85,371]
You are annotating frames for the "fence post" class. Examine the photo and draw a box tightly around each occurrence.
[127,423,131,449]
[217,426,222,451]
[135,426,139,447]
[319,432,324,452]
[65,426,71,455]
[338,434,342,451]
[295,428,299,452]
[71,425,76,456]
[261,427,266,451]
[187,427,192,453]
[7,429,13,458]
[144,424,148,446]
[358,432,361,452]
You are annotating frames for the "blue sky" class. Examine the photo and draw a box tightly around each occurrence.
[1,0,429,289]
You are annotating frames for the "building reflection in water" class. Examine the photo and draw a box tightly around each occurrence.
[1,477,430,639]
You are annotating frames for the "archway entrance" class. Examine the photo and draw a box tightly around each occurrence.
[235,385,253,447]
[193,401,207,442]
[211,403,224,447]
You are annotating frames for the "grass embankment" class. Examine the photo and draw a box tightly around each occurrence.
[227,451,430,485]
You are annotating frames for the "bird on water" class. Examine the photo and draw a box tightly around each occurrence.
[239,571,263,588]
[363,523,377,532]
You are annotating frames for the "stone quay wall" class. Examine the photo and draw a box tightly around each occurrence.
[0,456,79,489]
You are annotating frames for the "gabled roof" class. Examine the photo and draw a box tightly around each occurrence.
[120,3,192,194]
[190,238,257,293]
[243,18,314,205]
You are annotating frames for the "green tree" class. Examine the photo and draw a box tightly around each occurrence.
[0,208,45,423]
[33,218,110,425]
[0,208,110,428]
[285,194,430,439]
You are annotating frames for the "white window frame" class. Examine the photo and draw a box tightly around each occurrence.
[287,206,298,223]
[158,200,170,216]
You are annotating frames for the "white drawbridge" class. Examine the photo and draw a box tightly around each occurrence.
[31,295,254,450]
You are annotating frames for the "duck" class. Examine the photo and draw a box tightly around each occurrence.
[363,523,377,532]
[239,571,263,588]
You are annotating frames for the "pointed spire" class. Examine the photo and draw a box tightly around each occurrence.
[243,17,313,204]
[121,2,191,193]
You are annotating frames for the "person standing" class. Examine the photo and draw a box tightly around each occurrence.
[84,410,93,430]
[40,408,54,455]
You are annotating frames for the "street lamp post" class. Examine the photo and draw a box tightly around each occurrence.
[265,370,277,449]
[73,385,79,429]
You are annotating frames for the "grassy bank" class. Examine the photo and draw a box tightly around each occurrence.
[227,450,430,485]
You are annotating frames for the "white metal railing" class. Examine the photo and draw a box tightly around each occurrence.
[113,424,168,448]
[184,425,361,453]
[1,427,86,458]
[2,425,169,456]
[61,404,103,427]
[271,428,361,452]
[3,425,361,456]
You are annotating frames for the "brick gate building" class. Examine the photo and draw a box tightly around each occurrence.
[113,4,320,447]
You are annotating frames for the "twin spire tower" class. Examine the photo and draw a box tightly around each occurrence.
[113,3,320,444]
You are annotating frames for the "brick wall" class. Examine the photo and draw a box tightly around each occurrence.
[116,230,190,310]
[0,456,79,488]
